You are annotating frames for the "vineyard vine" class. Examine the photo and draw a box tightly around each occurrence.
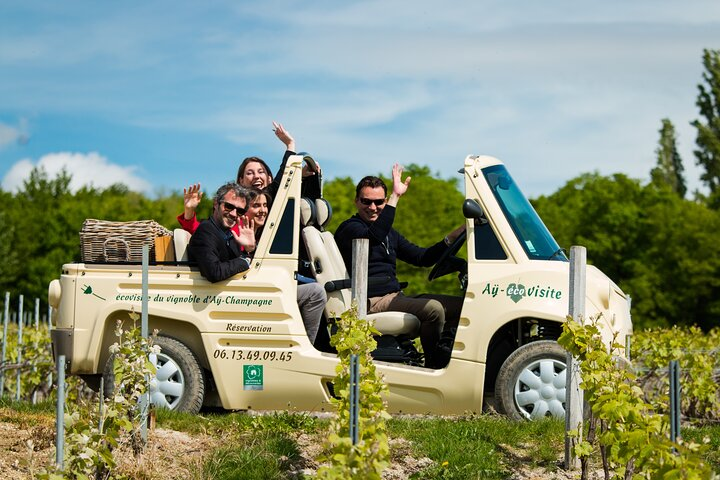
[316,304,391,479]
[559,319,717,479]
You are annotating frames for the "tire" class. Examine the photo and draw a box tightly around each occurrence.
[494,340,567,421]
[103,335,206,414]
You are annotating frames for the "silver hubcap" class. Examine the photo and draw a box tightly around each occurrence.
[149,352,185,410]
[514,358,566,420]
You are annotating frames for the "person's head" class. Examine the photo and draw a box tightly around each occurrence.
[212,182,252,229]
[236,157,273,190]
[246,188,272,229]
[354,176,388,223]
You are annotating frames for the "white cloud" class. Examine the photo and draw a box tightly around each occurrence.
[0,2,718,198]
[0,119,28,149]
[1,152,152,194]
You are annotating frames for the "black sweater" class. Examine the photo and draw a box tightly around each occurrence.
[188,217,251,282]
[334,205,448,297]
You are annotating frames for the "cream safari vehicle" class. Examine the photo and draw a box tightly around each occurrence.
[49,154,632,420]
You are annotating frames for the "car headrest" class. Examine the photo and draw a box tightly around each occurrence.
[299,197,317,227]
[315,198,332,229]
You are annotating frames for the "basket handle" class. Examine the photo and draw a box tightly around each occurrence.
[103,236,130,262]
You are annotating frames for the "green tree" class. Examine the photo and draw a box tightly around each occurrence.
[531,172,645,285]
[324,176,357,234]
[533,173,720,330]
[4,168,78,298]
[692,49,720,203]
[650,118,686,197]
[0,190,20,285]
[1,167,185,303]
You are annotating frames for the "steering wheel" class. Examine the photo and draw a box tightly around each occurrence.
[428,230,468,281]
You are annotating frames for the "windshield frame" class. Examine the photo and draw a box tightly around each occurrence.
[482,164,567,262]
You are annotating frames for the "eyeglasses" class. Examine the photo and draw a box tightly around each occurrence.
[359,197,386,206]
[221,201,247,216]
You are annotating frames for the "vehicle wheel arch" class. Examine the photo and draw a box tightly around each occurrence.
[98,312,209,375]
[484,317,564,393]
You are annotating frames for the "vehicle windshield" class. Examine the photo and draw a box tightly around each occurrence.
[482,165,567,261]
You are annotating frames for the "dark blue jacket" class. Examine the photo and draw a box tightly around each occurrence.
[334,205,447,297]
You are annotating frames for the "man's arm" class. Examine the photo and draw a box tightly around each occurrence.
[444,225,466,245]
[386,163,411,208]
[396,224,467,267]
[188,227,250,283]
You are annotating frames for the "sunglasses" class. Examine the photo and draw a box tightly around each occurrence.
[359,197,386,206]
[221,201,247,216]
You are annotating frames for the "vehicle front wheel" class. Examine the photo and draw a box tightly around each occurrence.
[494,340,567,421]
[104,335,205,414]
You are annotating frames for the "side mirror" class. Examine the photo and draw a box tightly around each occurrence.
[463,199,488,225]
[463,199,483,219]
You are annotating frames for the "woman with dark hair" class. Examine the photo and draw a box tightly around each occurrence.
[176,122,326,346]
[245,188,272,241]
[177,122,308,233]
[236,156,274,190]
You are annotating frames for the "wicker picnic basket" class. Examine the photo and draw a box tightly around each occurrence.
[80,219,173,262]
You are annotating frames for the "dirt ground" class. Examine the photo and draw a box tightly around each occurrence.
[0,411,602,479]
[0,416,218,480]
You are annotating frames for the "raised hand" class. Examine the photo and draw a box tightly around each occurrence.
[272,121,296,152]
[302,159,321,178]
[183,183,203,220]
[232,217,257,253]
[391,163,411,198]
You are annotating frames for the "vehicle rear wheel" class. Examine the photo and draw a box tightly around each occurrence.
[103,335,205,414]
[495,340,567,421]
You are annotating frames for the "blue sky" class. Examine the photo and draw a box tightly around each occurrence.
[1,1,720,199]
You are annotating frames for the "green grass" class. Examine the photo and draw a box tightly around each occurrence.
[682,424,720,471]
[389,414,566,479]
[156,409,320,479]
[201,433,303,480]
[2,400,718,478]
[156,408,320,435]
[0,397,56,413]
[155,410,568,479]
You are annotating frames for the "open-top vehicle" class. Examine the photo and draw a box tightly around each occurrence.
[49,154,632,420]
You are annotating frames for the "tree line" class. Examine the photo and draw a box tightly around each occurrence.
[1,50,719,331]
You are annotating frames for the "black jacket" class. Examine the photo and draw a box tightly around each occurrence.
[334,205,447,297]
[264,149,294,200]
[188,217,251,283]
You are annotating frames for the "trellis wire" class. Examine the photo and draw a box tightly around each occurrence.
[47,303,53,388]
[0,291,9,395]
[15,294,23,401]
[55,354,65,469]
[669,360,681,443]
[32,298,39,404]
[349,353,360,445]
[0,292,55,401]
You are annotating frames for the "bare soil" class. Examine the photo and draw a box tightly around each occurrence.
[0,407,601,479]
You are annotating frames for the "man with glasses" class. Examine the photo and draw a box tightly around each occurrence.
[189,182,326,345]
[335,164,465,369]
[188,182,256,282]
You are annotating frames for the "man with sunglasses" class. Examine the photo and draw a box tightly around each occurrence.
[335,164,465,369]
[189,182,326,345]
[188,182,257,283]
